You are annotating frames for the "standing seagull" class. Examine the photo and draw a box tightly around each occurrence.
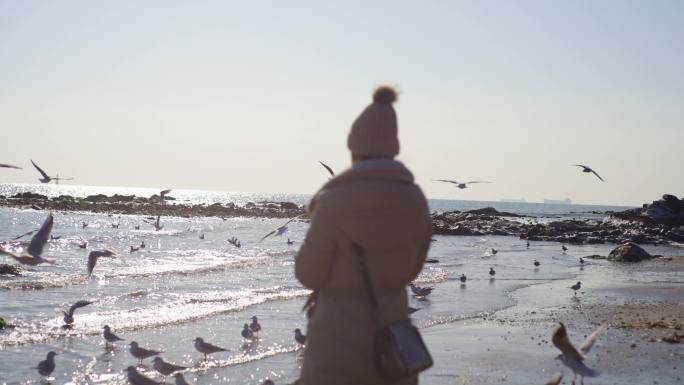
[318,161,335,178]
[534,260,541,267]
[193,337,227,360]
[249,316,261,336]
[34,351,57,378]
[460,274,467,283]
[435,179,492,189]
[0,213,55,265]
[129,341,161,364]
[87,249,117,275]
[562,245,568,253]
[551,322,605,384]
[294,328,306,345]
[489,267,496,277]
[153,357,187,376]
[30,160,73,184]
[572,165,604,182]
[125,366,166,385]
[62,300,93,326]
[570,281,582,296]
[103,325,125,347]
[0,163,22,169]
[241,324,254,339]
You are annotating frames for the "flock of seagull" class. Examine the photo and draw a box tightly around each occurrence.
[1,161,606,385]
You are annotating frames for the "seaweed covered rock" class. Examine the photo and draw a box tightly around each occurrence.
[608,242,653,262]
[0,264,21,275]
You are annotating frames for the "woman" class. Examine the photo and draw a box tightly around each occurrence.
[295,86,432,385]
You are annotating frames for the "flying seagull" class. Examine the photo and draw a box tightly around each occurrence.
[0,163,22,169]
[260,216,300,242]
[318,161,335,178]
[62,300,93,325]
[408,283,433,298]
[551,322,605,384]
[572,165,604,182]
[0,213,55,265]
[144,215,163,231]
[30,160,73,184]
[435,179,492,189]
[87,249,117,275]
[159,189,172,204]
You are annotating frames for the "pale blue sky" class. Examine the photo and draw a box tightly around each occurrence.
[1,1,682,205]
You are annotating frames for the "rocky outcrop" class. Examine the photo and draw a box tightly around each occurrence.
[612,194,684,225]
[0,264,21,276]
[607,243,654,262]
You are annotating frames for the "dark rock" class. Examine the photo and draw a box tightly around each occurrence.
[85,194,108,202]
[464,207,525,217]
[111,194,136,202]
[0,264,21,276]
[585,254,606,260]
[11,192,48,200]
[607,243,654,262]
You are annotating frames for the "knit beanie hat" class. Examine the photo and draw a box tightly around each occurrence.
[347,86,400,157]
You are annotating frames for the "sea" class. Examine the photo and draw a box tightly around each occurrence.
[2,183,681,385]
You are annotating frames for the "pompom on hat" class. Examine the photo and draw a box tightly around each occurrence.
[347,85,400,157]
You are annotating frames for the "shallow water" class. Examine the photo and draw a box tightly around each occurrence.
[2,187,679,385]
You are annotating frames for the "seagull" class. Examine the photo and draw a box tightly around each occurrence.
[570,281,582,296]
[0,163,22,169]
[129,341,161,364]
[111,223,120,228]
[562,245,568,253]
[153,357,187,376]
[294,328,306,345]
[82,221,88,229]
[261,380,275,385]
[159,189,172,203]
[534,260,541,267]
[199,233,204,240]
[260,217,299,242]
[103,325,125,347]
[579,257,585,265]
[140,240,146,249]
[552,322,605,384]
[489,267,496,277]
[50,235,62,241]
[286,238,294,245]
[227,237,241,248]
[408,307,420,314]
[241,324,254,339]
[134,225,140,230]
[78,241,87,249]
[526,240,530,248]
[62,300,93,325]
[0,214,55,265]
[318,161,335,178]
[193,337,227,360]
[434,179,492,189]
[490,248,498,255]
[249,316,261,335]
[174,373,193,385]
[130,246,140,253]
[125,366,166,385]
[87,249,116,275]
[144,215,163,231]
[30,160,73,184]
[572,165,604,182]
[408,283,433,297]
[34,351,57,377]
[460,274,467,283]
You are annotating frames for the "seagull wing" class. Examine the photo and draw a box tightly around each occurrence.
[87,252,97,275]
[434,179,460,184]
[0,163,22,169]
[30,160,50,179]
[590,169,604,182]
[68,300,93,317]
[28,214,53,258]
[579,323,606,355]
[204,341,227,352]
[12,229,37,240]
[0,248,21,259]
[465,181,492,184]
[551,322,584,362]
[318,161,335,177]
[160,189,172,196]
[544,373,563,385]
[260,230,276,242]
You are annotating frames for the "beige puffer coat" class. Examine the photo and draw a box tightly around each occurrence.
[295,158,432,385]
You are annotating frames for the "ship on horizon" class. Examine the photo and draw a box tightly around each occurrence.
[543,197,572,205]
